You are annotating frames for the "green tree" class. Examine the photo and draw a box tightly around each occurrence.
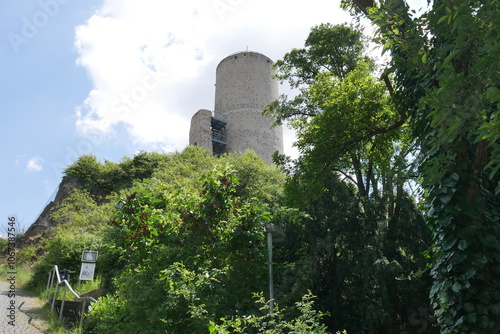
[265,23,433,333]
[86,170,283,333]
[64,154,103,192]
[63,151,171,197]
[341,0,500,332]
[276,171,432,333]
[267,23,371,125]
[274,23,369,87]
[302,64,412,198]
[265,24,414,211]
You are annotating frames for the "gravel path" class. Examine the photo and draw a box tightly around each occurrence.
[0,280,50,333]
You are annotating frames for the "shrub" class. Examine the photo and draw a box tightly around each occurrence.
[208,292,335,334]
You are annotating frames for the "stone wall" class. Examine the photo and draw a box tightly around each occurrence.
[189,109,213,153]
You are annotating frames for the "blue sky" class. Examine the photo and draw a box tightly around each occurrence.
[1,0,427,233]
[1,0,103,233]
[0,0,351,233]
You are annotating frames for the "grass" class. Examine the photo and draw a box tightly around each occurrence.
[43,274,102,333]
[0,263,101,333]
[44,276,101,301]
[0,262,34,287]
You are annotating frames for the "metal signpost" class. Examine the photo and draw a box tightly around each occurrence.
[266,223,285,315]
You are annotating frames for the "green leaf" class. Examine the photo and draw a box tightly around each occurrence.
[442,49,460,68]
[451,252,467,265]
[480,315,490,328]
[422,52,428,64]
[481,235,500,250]
[440,194,453,204]
[438,15,448,24]
[457,239,469,251]
[440,216,453,227]
[489,163,500,180]
[442,172,460,187]
[486,87,500,103]
[443,238,457,250]
[465,268,476,280]
[208,323,215,334]
[430,284,440,298]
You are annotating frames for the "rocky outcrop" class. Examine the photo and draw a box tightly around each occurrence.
[16,177,82,251]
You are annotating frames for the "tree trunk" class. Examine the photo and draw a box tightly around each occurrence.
[351,153,367,197]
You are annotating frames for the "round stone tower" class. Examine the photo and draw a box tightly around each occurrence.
[214,51,283,164]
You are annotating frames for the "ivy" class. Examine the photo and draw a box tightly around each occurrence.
[342,0,500,332]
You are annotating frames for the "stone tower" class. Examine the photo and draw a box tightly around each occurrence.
[189,51,283,164]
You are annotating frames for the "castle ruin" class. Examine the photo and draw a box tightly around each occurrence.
[189,51,284,164]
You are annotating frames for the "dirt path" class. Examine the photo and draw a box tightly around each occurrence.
[0,280,50,333]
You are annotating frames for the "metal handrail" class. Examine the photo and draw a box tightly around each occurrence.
[46,265,97,326]
[212,130,227,142]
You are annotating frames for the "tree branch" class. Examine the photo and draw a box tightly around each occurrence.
[380,71,394,96]
[351,0,376,15]
[333,168,358,185]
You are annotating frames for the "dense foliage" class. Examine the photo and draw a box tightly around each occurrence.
[86,173,268,333]
[340,0,500,332]
[265,23,416,212]
[64,151,171,197]
[81,148,310,333]
[27,139,432,333]
[265,23,433,333]
[275,173,433,333]
[25,15,486,333]
[208,292,333,334]
[27,189,113,289]
[29,147,327,332]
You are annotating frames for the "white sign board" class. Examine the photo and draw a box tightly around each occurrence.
[79,262,96,281]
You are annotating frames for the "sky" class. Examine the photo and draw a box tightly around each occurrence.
[1,0,427,233]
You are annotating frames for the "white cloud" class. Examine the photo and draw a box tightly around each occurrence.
[74,0,215,151]
[26,157,44,172]
[74,0,351,155]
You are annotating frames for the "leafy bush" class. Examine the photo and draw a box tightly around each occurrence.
[28,229,105,288]
[16,244,39,265]
[84,163,298,333]
[64,151,171,197]
[27,189,112,289]
[84,295,126,333]
[208,292,338,334]
[64,154,103,192]
[0,237,8,251]
[31,145,432,333]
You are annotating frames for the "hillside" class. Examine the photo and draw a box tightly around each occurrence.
[16,177,82,252]
[9,145,436,334]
